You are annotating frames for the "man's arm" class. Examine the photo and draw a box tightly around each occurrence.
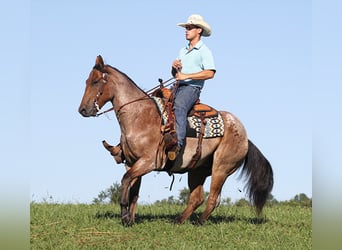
[175,69,215,81]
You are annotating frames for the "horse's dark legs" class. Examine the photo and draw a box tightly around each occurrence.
[175,167,210,224]
[120,159,155,226]
[128,176,141,224]
[199,163,239,224]
[199,173,226,224]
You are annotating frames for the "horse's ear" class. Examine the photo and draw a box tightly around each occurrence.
[95,55,104,69]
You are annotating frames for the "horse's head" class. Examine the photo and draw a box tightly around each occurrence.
[78,55,112,117]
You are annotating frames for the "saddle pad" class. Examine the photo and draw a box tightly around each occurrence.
[187,115,224,138]
[152,96,224,138]
[152,96,168,124]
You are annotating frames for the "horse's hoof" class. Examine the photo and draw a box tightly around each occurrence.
[174,216,184,224]
[199,218,206,225]
[121,213,132,226]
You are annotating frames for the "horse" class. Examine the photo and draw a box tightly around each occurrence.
[78,55,273,226]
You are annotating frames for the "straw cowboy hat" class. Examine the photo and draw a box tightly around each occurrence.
[177,14,212,37]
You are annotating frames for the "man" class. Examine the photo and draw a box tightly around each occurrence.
[168,14,216,160]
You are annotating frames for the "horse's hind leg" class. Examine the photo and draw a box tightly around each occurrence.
[175,167,210,224]
[199,162,239,225]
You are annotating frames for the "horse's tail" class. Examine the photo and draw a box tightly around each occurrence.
[240,140,274,215]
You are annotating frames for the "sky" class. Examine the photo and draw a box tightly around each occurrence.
[4,1,313,205]
[4,1,342,248]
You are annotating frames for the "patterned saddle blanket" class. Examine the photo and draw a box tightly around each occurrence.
[152,96,224,138]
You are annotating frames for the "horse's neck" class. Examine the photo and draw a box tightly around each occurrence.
[109,68,147,108]
[108,68,158,128]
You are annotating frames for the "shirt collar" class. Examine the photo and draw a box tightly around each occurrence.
[186,40,204,50]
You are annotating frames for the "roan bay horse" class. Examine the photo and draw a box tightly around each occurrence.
[78,55,273,226]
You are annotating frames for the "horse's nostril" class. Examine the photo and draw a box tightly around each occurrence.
[79,107,87,117]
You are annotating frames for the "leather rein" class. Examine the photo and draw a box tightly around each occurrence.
[94,74,176,117]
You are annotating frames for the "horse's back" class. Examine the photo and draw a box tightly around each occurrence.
[215,111,248,160]
[219,111,247,139]
[168,110,248,172]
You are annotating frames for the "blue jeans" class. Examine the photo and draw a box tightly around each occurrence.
[173,85,201,147]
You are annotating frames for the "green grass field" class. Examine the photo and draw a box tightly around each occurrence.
[31,203,311,249]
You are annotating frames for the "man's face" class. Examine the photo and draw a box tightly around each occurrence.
[184,25,202,41]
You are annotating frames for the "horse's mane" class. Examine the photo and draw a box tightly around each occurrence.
[93,63,148,95]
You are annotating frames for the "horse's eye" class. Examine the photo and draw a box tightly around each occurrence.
[93,79,99,85]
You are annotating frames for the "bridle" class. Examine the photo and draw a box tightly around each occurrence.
[93,71,152,117]
[93,72,109,114]
[93,71,177,117]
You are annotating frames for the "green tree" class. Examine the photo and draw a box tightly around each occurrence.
[267,193,279,205]
[292,193,312,207]
[234,198,250,207]
[178,187,190,205]
[93,182,121,204]
[221,197,232,206]
[177,189,209,205]
[154,196,179,205]
[167,195,177,204]
[293,193,310,202]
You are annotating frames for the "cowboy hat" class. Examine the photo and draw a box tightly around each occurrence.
[177,14,212,37]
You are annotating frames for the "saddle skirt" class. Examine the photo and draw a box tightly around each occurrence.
[151,96,224,138]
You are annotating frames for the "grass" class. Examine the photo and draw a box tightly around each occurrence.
[30,203,311,249]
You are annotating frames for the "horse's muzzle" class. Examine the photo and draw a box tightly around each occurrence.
[78,105,96,117]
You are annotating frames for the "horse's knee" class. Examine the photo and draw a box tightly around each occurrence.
[188,195,203,207]
[189,188,205,206]
[193,196,205,208]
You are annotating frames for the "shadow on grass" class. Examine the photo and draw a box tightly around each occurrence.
[201,214,267,225]
[95,211,267,225]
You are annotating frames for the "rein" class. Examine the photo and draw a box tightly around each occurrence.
[95,76,176,117]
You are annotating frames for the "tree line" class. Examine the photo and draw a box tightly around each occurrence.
[93,182,312,207]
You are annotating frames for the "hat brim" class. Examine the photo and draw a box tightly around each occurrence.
[177,22,211,37]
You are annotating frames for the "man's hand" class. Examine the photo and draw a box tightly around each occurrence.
[172,59,182,71]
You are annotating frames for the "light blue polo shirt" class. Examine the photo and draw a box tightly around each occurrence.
[177,40,216,88]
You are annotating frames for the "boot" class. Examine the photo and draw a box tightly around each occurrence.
[163,131,178,150]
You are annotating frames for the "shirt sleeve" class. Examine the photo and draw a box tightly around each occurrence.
[201,46,216,71]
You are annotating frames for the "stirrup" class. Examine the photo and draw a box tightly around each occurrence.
[167,145,181,161]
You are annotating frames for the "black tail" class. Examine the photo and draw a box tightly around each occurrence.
[241,140,274,215]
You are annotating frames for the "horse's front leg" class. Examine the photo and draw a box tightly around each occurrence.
[128,176,141,224]
[120,176,141,226]
[120,159,154,226]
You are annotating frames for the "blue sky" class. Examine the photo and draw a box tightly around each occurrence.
[4,1,313,204]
